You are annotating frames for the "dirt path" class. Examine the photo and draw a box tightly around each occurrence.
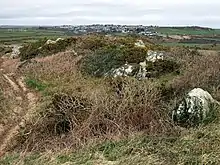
[0,57,38,157]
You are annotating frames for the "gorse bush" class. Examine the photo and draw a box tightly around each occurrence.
[145,60,180,78]
[19,38,47,61]
[80,46,125,77]
[80,45,152,77]
[81,44,176,78]
[19,37,77,61]
[79,35,110,51]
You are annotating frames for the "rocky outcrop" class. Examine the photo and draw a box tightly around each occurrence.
[172,88,220,126]
[106,49,165,79]
[11,45,22,59]
[146,50,164,62]
[105,63,139,78]
[134,40,146,48]
[46,38,64,45]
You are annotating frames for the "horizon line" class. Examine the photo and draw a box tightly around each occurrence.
[0,24,218,29]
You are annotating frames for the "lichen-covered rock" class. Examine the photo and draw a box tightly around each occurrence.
[134,40,145,48]
[11,45,22,59]
[105,63,139,78]
[46,38,64,45]
[146,50,164,62]
[104,50,175,80]
[46,39,56,45]
[172,88,220,126]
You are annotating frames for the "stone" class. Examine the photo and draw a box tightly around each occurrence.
[103,48,167,79]
[146,50,164,62]
[134,40,145,48]
[172,88,220,126]
[46,38,64,45]
[11,45,22,59]
[46,39,56,45]
[107,63,137,78]
[56,38,64,42]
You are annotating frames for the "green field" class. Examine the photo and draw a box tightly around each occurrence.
[161,42,220,50]
[154,27,220,36]
[0,29,68,44]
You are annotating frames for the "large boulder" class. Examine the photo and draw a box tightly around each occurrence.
[172,88,220,126]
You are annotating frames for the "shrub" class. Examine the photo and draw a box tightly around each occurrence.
[120,46,149,63]
[145,60,180,78]
[80,45,153,77]
[78,35,109,51]
[80,46,124,77]
[17,78,174,151]
[81,44,177,78]
[43,93,92,135]
[19,38,47,61]
[171,53,220,96]
[19,37,77,61]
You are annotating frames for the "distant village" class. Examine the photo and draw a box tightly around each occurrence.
[58,24,158,36]
[0,25,159,36]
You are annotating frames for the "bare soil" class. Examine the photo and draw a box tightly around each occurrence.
[0,56,38,157]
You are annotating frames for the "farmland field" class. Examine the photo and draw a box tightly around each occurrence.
[154,27,220,36]
[0,28,68,44]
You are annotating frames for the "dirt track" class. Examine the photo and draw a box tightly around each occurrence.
[0,56,38,157]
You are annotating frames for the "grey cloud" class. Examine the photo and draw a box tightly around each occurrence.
[0,0,220,27]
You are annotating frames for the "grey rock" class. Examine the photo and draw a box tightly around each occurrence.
[172,88,220,126]
[134,40,146,48]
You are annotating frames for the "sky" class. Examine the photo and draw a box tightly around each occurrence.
[0,0,220,28]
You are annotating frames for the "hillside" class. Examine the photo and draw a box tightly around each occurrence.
[0,35,220,165]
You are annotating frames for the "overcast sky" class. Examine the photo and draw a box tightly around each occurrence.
[0,0,220,28]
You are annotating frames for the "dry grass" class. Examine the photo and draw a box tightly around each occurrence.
[170,49,220,99]
[14,38,220,153]
[1,36,220,165]
[15,50,175,152]
[0,73,21,125]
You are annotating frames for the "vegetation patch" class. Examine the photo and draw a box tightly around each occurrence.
[80,46,125,77]
[19,37,77,61]
[80,43,170,77]
[1,34,220,165]
[25,77,47,91]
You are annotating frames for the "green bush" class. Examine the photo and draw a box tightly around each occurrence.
[19,37,77,61]
[80,44,174,78]
[80,44,153,76]
[79,35,109,51]
[145,60,180,78]
[19,38,47,61]
[80,46,125,77]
